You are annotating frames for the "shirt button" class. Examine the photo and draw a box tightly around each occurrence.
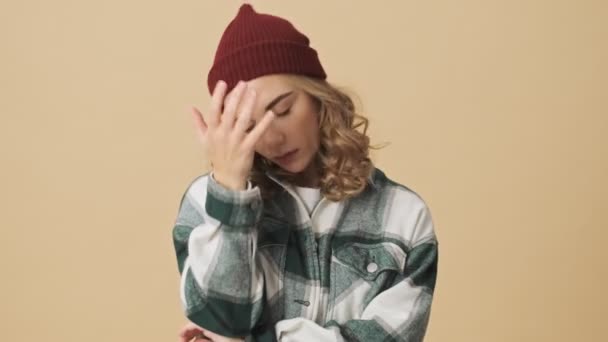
[250,201,259,211]
[366,262,378,273]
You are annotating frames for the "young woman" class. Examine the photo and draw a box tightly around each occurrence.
[172,4,439,342]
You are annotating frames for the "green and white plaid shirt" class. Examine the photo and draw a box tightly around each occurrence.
[172,167,438,341]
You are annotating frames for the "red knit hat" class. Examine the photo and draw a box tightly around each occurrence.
[207,4,327,94]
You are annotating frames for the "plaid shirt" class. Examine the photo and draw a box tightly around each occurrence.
[172,167,438,341]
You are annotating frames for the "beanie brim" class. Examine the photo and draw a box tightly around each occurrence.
[207,41,327,94]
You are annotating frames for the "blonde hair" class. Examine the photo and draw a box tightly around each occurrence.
[251,75,382,202]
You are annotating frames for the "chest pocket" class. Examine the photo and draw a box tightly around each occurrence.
[333,242,407,281]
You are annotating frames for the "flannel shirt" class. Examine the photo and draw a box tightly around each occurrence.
[172,167,439,341]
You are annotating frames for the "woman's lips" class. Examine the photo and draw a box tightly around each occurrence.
[275,149,298,164]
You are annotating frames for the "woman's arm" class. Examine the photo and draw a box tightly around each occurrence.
[173,173,265,338]
[179,321,245,342]
[276,243,438,341]
[173,80,277,338]
[274,204,438,342]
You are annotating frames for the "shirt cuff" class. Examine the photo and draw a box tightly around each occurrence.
[205,172,262,227]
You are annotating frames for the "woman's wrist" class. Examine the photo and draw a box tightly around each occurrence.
[212,172,247,191]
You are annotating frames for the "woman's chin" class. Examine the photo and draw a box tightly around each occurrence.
[275,157,309,174]
[277,163,305,174]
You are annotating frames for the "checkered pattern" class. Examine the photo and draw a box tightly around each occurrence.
[172,168,438,341]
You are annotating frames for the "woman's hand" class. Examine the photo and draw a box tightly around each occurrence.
[192,80,276,190]
[178,321,245,342]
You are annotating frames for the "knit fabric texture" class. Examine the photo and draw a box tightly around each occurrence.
[207,4,326,94]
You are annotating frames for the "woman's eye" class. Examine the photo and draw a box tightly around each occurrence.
[276,107,291,116]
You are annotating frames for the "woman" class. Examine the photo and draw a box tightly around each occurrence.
[172,4,438,342]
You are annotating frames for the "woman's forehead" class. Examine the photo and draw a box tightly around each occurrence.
[247,74,294,98]
[245,75,296,118]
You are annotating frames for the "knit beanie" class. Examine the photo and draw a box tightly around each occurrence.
[207,4,327,94]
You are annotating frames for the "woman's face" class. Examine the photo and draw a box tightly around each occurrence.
[244,74,321,176]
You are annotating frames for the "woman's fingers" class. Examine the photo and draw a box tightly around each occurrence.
[206,80,227,128]
[180,331,212,341]
[221,81,247,131]
[201,329,245,342]
[193,78,273,186]
[191,106,207,142]
[178,321,204,341]
[242,109,275,150]
[232,88,257,139]
[192,80,230,144]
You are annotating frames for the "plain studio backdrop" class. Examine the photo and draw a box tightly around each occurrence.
[1,0,606,341]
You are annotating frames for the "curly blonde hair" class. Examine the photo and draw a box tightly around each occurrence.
[250,75,382,202]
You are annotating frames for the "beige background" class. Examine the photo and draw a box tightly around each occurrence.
[1,0,606,341]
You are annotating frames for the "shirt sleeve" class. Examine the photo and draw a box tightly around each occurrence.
[172,173,266,338]
[274,204,439,342]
